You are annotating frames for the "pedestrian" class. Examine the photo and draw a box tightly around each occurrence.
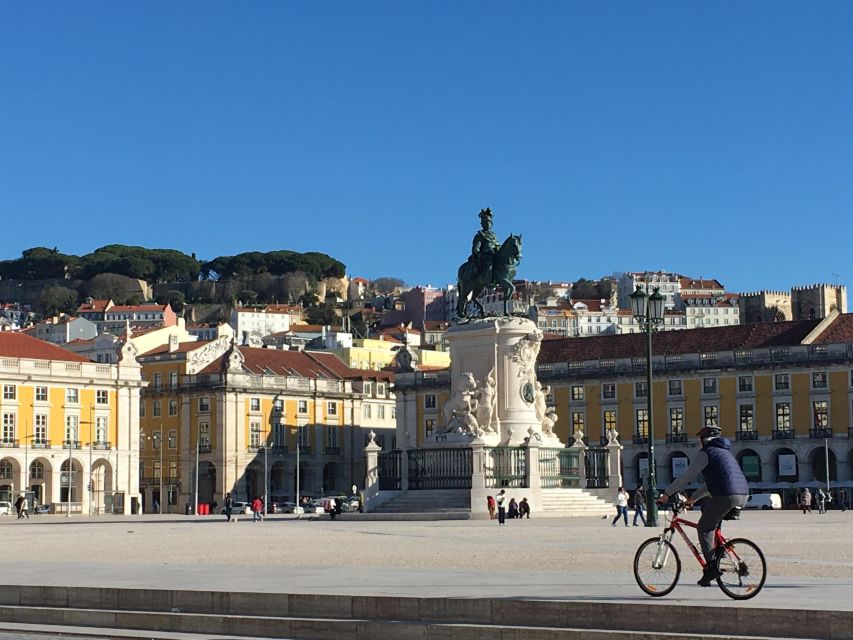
[633,485,646,527]
[496,489,507,525]
[519,497,531,519]
[152,498,160,514]
[611,486,629,527]
[14,494,23,518]
[328,497,338,520]
[17,494,29,520]
[800,488,812,514]
[840,489,848,512]
[816,488,827,514]
[252,496,263,522]
[224,492,233,522]
[486,495,496,519]
[508,498,519,519]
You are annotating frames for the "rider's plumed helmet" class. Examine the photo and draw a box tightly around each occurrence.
[478,207,493,223]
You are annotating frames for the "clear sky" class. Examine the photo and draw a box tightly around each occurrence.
[1,3,851,293]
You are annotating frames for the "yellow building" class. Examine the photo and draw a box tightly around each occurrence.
[136,337,386,511]
[395,314,853,504]
[0,332,144,514]
[331,338,450,372]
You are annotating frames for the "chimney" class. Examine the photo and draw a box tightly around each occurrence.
[168,334,180,353]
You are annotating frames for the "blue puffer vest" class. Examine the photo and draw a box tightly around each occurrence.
[703,437,749,496]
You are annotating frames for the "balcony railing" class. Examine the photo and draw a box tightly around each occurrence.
[735,430,759,441]
[63,440,82,449]
[666,433,687,444]
[809,428,833,439]
[772,429,795,440]
[325,447,341,456]
[271,445,288,454]
[198,443,212,454]
[30,440,51,449]
[633,435,648,445]
[92,441,111,450]
[296,445,311,455]
[0,439,19,448]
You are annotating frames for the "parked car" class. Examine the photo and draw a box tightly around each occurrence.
[34,504,50,515]
[220,502,252,515]
[744,493,782,510]
[0,501,11,516]
[306,500,328,514]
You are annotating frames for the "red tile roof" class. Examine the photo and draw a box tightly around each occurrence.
[109,304,169,313]
[0,333,91,363]
[77,300,112,313]
[539,319,824,363]
[813,313,853,344]
[679,278,724,290]
[197,347,351,378]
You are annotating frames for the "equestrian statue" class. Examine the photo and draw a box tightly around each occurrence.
[456,207,522,318]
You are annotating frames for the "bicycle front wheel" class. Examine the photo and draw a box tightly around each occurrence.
[715,537,766,600]
[634,537,681,597]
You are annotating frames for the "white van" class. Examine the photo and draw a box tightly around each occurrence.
[744,493,782,510]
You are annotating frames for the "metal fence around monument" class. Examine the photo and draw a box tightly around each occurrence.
[484,447,527,488]
[407,448,473,490]
[378,450,401,491]
[539,448,581,488]
[585,447,609,489]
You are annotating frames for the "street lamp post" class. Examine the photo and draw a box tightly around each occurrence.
[194,433,199,516]
[158,428,163,515]
[629,283,665,528]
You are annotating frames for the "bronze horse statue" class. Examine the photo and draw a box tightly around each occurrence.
[456,234,522,318]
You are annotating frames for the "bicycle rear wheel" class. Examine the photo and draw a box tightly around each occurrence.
[634,537,680,597]
[715,537,766,600]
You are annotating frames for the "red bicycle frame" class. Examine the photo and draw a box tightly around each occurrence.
[666,513,727,569]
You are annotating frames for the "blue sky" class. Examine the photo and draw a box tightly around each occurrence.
[1,3,851,292]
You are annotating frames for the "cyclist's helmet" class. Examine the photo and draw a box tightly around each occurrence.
[696,426,722,438]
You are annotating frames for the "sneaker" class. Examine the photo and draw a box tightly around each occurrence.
[697,566,721,587]
[611,523,616,527]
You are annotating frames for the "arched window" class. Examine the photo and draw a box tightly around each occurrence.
[30,461,44,479]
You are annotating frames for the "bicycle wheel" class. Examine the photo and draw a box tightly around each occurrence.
[715,537,766,600]
[634,537,681,597]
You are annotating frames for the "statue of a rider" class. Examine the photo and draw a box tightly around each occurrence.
[467,208,500,284]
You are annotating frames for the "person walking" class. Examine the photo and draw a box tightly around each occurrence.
[632,485,646,526]
[519,497,531,519]
[800,488,812,514]
[816,488,827,514]
[840,489,848,512]
[251,496,263,522]
[328,497,338,520]
[224,492,234,522]
[496,489,507,525]
[17,494,29,520]
[611,486,629,527]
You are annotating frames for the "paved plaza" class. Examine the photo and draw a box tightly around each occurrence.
[1,509,851,612]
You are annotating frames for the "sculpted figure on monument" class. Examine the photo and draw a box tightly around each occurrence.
[442,372,481,435]
[475,368,498,433]
[456,207,523,318]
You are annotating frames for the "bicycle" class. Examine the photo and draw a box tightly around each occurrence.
[633,499,766,600]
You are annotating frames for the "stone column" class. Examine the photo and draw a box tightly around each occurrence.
[362,433,381,509]
[569,429,587,488]
[606,429,624,490]
[525,437,545,513]
[469,438,488,515]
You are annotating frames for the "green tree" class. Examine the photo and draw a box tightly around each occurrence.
[37,285,79,317]
[156,290,186,313]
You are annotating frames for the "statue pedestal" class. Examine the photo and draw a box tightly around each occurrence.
[431,316,563,447]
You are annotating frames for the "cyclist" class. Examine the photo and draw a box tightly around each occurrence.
[656,425,749,586]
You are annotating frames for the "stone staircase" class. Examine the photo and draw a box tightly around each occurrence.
[539,488,613,517]
[0,585,840,639]
[369,489,471,515]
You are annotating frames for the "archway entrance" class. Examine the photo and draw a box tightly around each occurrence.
[29,458,53,506]
[810,447,837,483]
[737,449,762,483]
[59,458,84,514]
[0,458,20,501]
[198,462,216,504]
[270,461,287,501]
[323,462,340,494]
[91,459,113,514]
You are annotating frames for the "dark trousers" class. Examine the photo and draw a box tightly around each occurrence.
[697,495,747,565]
[498,506,506,524]
[612,505,628,525]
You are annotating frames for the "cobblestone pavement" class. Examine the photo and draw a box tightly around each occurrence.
[0,510,850,609]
